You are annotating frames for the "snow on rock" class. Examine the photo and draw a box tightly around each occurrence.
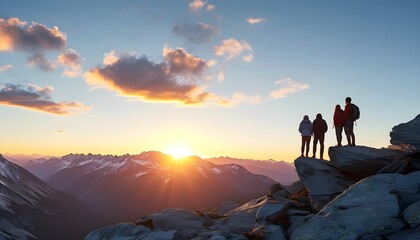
[329,146,409,179]
[390,114,420,152]
[290,171,420,240]
[294,157,357,211]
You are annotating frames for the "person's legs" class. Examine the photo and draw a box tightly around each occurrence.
[348,124,355,146]
[313,136,319,157]
[301,136,305,156]
[344,124,351,146]
[305,136,311,157]
[319,134,325,159]
[335,126,343,146]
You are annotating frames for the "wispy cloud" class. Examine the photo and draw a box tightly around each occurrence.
[242,54,253,63]
[27,53,56,71]
[188,0,206,12]
[173,22,219,44]
[0,83,90,115]
[247,17,266,25]
[85,50,214,105]
[0,65,13,73]
[217,71,224,82]
[214,38,253,61]
[270,78,309,99]
[230,92,262,105]
[57,49,82,77]
[207,4,215,11]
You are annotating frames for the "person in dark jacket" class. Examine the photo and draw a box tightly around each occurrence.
[333,104,345,146]
[298,115,312,157]
[312,113,328,159]
[344,97,356,146]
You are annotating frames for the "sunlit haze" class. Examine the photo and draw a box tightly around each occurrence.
[163,143,194,159]
[0,1,419,162]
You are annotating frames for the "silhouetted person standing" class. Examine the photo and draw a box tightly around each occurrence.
[312,113,328,159]
[299,115,312,157]
[333,104,345,146]
[344,97,356,146]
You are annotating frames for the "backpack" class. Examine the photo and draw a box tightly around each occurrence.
[351,103,360,121]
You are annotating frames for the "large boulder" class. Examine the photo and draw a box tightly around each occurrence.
[290,171,420,240]
[390,114,420,152]
[329,146,408,179]
[294,157,357,211]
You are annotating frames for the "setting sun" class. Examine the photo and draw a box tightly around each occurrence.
[162,143,194,159]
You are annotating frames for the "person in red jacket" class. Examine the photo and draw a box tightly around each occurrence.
[344,97,356,146]
[333,104,345,146]
[312,113,328,159]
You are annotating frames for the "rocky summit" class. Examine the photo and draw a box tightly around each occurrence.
[84,114,420,240]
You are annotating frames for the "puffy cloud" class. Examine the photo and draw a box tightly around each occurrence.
[85,53,213,105]
[0,65,13,73]
[173,22,219,44]
[247,17,266,25]
[27,53,56,71]
[0,17,67,71]
[0,17,66,52]
[0,83,90,115]
[58,49,82,77]
[270,78,309,99]
[163,47,208,75]
[242,54,253,62]
[214,38,253,60]
[189,0,206,12]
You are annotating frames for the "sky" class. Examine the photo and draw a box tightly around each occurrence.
[0,0,419,162]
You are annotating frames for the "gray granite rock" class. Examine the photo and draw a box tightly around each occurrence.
[329,146,408,179]
[294,157,357,211]
[390,114,420,152]
[290,171,420,240]
[153,208,213,231]
[403,200,420,228]
[211,201,240,217]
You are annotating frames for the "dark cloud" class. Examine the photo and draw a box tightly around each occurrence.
[0,17,66,52]
[85,53,213,105]
[0,83,89,115]
[163,47,207,75]
[172,22,219,44]
[27,53,56,71]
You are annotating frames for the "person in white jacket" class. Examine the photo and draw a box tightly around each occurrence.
[299,115,313,157]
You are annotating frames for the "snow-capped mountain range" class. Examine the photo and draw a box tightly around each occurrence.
[25,151,277,224]
[0,154,102,240]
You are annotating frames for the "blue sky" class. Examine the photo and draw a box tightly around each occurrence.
[1,0,419,161]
